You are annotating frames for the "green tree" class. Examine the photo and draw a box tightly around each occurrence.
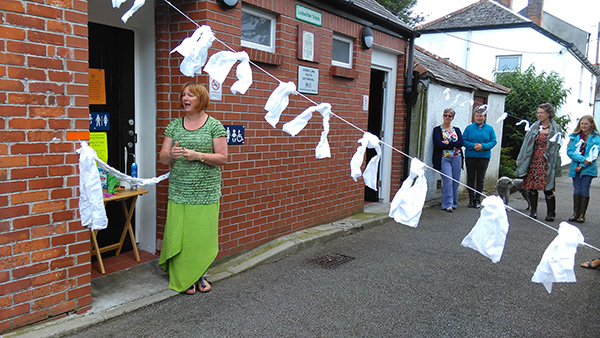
[495,65,570,177]
[376,0,424,26]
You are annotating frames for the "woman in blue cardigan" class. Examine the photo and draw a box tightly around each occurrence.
[566,115,600,223]
[432,108,464,212]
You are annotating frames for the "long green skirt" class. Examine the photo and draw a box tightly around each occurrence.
[158,200,219,293]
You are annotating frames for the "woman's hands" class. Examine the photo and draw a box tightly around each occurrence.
[171,142,202,161]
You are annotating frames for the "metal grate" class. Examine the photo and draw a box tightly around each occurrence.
[307,253,355,269]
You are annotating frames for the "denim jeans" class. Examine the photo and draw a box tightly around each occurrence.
[465,157,490,201]
[572,172,593,196]
[441,155,462,209]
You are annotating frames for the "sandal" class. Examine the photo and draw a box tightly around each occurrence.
[580,258,600,269]
[184,283,196,295]
[198,277,211,293]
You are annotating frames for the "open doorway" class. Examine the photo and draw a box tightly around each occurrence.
[365,69,386,202]
[88,22,137,253]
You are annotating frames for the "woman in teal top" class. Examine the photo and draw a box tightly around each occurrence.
[566,115,600,223]
[159,82,228,294]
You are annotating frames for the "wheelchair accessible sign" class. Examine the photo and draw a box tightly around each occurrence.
[224,125,244,145]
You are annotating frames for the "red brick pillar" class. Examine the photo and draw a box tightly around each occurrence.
[0,0,92,333]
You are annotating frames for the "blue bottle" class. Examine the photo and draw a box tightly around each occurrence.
[131,157,138,190]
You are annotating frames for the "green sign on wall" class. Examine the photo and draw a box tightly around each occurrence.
[295,4,322,27]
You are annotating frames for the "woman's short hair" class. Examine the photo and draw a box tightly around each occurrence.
[538,103,555,119]
[178,82,210,111]
[443,108,455,116]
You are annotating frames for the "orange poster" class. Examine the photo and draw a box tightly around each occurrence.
[89,68,106,105]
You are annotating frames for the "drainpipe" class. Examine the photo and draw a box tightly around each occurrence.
[465,30,472,70]
[403,35,417,180]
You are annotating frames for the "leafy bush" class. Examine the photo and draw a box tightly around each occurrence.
[495,66,570,176]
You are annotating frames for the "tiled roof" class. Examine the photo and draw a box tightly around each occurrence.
[414,45,510,95]
[419,0,529,32]
[351,0,410,28]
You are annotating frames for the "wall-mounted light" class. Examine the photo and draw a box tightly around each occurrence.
[360,26,374,49]
[217,0,239,9]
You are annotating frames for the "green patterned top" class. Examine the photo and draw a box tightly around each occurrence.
[165,115,227,205]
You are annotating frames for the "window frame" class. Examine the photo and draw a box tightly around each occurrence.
[332,34,353,69]
[495,55,521,72]
[241,6,276,53]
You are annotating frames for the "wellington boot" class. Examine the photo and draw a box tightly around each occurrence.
[569,195,581,222]
[528,190,538,219]
[577,196,589,223]
[544,195,556,221]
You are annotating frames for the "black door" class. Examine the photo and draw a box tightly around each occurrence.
[365,69,386,202]
[88,22,136,253]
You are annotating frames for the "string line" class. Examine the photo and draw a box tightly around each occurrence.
[162,0,600,254]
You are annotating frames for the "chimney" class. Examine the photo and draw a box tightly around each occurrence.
[495,0,513,9]
[526,0,544,26]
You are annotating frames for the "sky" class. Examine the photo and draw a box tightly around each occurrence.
[413,0,600,36]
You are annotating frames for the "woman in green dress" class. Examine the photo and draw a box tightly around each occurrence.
[159,82,228,294]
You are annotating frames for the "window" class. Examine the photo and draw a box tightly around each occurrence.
[332,34,353,68]
[496,55,521,72]
[241,7,276,53]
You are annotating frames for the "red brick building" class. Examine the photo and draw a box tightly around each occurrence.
[0,0,416,332]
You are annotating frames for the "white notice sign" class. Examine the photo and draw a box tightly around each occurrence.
[209,78,222,101]
[297,66,318,95]
[302,31,314,62]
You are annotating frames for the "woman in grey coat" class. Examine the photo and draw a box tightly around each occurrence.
[514,103,561,221]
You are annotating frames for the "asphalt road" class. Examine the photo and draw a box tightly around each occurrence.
[67,174,600,337]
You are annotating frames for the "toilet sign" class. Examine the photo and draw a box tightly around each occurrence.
[224,125,244,145]
[209,77,222,101]
[89,112,110,131]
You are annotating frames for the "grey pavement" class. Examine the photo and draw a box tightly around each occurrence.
[8,172,600,337]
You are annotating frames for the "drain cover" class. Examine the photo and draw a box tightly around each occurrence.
[307,253,355,269]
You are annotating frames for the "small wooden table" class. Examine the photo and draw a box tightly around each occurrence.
[91,188,148,274]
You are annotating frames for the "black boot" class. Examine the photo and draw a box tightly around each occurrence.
[468,196,475,208]
[528,190,538,219]
[474,195,481,209]
[569,195,581,222]
[545,194,556,222]
[577,196,590,223]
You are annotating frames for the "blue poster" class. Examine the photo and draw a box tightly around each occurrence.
[224,125,244,145]
[90,112,110,131]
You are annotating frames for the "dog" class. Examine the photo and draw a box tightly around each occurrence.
[496,176,530,210]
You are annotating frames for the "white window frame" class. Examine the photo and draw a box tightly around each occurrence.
[241,6,276,53]
[495,55,521,72]
[332,34,353,68]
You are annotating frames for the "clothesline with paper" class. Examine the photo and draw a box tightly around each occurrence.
[77,141,169,230]
[103,0,599,293]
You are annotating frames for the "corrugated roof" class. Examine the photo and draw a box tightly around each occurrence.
[414,45,510,95]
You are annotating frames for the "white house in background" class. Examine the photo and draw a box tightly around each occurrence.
[416,0,599,162]
[411,45,510,202]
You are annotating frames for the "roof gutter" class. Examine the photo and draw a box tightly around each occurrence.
[299,0,417,40]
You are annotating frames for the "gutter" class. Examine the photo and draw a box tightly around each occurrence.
[299,0,416,40]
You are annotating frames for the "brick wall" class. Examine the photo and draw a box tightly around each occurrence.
[0,0,91,333]
[155,0,408,258]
